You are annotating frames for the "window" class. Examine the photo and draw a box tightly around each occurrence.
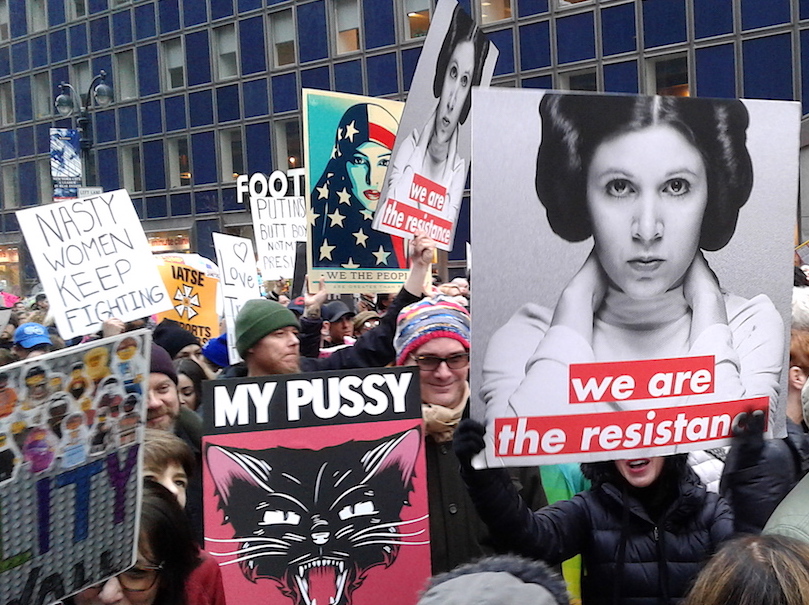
[404,0,431,39]
[69,0,87,20]
[0,0,9,42]
[275,119,302,170]
[164,39,185,90]
[2,165,18,209]
[557,0,592,7]
[0,83,13,126]
[334,0,360,54]
[220,129,244,182]
[562,69,598,91]
[648,55,689,96]
[37,158,51,204]
[271,10,296,67]
[116,51,138,100]
[33,72,51,119]
[29,0,47,33]
[215,24,238,80]
[480,0,511,24]
[121,145,142,193]
[168,137,191,188]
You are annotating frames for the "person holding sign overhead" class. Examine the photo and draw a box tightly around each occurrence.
[229,232,435,378]
[483,93,784,423]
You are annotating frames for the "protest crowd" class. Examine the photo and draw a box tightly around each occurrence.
[2,3,808,604]
[0,236,807,605]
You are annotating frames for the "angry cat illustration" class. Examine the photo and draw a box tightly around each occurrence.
[205,429,427,605]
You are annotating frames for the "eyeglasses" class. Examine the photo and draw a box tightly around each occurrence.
[411,352,470,371]
[118,562,163,592]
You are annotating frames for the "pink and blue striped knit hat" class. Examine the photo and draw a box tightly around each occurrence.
[394,295,471,366]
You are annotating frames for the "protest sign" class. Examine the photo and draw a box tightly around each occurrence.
[202,366,430,605]
[238,169,308,282]
[303,89,409,293]
[372,0,498,251]
[17,189,172,339]
[213,232,260,364]
[155,253,220,346]
[0,330,149,603]
[471,89,798,466]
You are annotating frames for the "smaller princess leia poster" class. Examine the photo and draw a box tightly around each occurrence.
[372,0,498,252]
[470,88,798,467]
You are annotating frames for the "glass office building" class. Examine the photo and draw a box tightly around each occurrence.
[0,0,806,292]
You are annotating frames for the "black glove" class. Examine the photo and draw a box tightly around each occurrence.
[453,419,486,470]
[732,409,766,465]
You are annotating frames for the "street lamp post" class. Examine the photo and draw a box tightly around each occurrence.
[54,70,113,188]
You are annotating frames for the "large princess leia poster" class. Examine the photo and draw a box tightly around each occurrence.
[471,89,798,467]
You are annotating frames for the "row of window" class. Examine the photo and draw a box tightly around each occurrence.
[1,0,805,49]
[0,0,133,39]
[0,1,432,124]
[0,48,711,209]
[0,118,302,208]
[5,0,801,118]
[0,0,440,47]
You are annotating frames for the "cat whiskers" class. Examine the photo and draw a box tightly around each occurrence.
[206,536,291,545]
[207,536,294,567]
[350,515,430,548]
[219,548,292,568]
[349,513,429,540]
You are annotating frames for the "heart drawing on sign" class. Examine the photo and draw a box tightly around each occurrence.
[233,242,249,262]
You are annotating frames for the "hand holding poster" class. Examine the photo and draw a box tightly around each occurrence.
[0,331,149,603]
[202,367,430,605]
[213,232,260,364]
[372,0,498,251]
[17,189,172,339]
[471,89,798,466]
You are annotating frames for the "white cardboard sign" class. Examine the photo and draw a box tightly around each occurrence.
[213,232,261,364]
[249,195,307,282]
[17,189,171,339]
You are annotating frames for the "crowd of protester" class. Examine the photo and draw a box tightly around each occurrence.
[5,237,809,604]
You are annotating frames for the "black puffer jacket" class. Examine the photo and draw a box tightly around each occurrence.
[720,417,809,533]
[462,456,733,605]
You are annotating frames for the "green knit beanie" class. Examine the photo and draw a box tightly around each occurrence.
[235,299,300,358]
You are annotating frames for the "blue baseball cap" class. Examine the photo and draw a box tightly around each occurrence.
[14,323,52,349]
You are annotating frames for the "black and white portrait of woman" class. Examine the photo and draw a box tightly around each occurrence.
[373,0,496,249]
[472,90,798,446]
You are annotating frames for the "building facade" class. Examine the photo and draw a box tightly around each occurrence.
[0,0,807,293]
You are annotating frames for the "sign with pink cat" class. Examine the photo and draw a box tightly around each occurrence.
[202,366,431,605]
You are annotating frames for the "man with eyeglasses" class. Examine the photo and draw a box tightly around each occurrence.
[393,296,546,574]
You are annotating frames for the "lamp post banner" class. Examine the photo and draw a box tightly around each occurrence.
[16,189,173,339]
[50,128,82,201]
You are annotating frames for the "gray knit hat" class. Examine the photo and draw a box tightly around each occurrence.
[235,299,299,358]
